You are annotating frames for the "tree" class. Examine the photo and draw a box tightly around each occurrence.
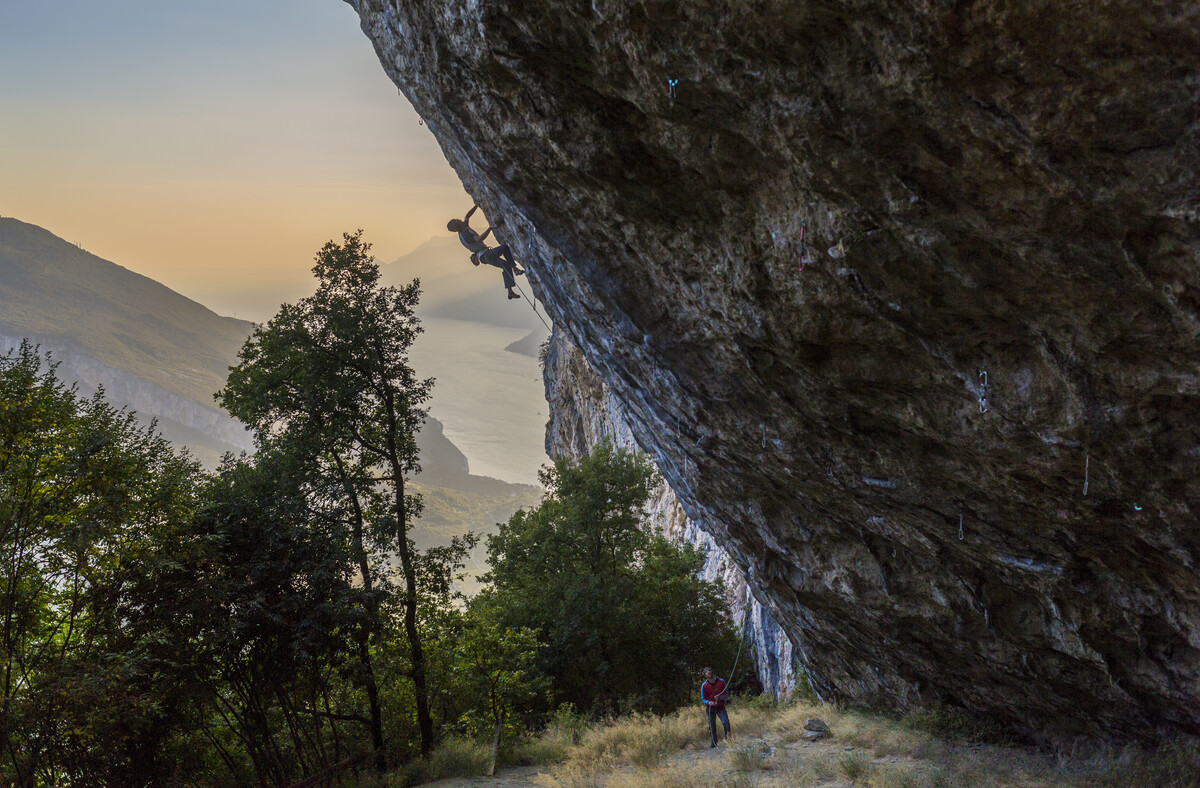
[483,440,739,715]
[0,342,204,785]
[218,230,438,759]
[186,449,368,785]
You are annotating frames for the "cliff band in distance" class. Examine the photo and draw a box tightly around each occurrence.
[347,0,1200,741]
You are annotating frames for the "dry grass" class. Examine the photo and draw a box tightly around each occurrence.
[727,742,769,773]
[602,762,753,788]
[486,698,1200,788]
[770,752,838,787]
[532,709,704,787]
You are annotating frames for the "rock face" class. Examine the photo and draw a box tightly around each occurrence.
[543,328,795,697]
[348,0,1200,740]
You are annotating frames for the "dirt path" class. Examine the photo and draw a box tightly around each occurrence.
[420,764,545,787]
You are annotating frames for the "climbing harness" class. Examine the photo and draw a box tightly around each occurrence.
[512,281,552,332]
[978,369,988,413]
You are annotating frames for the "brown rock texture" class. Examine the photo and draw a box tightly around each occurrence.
[347,0,1200,740]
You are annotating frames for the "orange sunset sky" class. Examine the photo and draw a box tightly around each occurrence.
[0,0,469,321]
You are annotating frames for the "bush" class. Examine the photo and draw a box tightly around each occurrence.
[548,704,591,746]
[507,734,570,767]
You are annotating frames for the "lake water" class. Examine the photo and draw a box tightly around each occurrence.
[409,316,550,486]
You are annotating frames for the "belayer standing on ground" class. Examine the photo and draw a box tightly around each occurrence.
[447,204,524,300]
[701,666,731,748]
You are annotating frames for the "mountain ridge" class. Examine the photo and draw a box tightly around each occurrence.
[0,215,253,408]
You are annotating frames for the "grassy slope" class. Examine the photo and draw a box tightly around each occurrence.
[0,216,254,406]
[381,700,1200,788]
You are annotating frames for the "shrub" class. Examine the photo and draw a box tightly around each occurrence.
[507,734,570,767]
[548,703,591,746]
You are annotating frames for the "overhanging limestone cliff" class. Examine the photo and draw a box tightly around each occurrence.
[347,0,1200,740]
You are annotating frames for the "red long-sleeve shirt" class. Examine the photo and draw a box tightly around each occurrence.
[702,678,727,709]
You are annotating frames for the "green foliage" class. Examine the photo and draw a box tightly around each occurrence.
[219,230,444,762]
[482,440,738,716]
[0,341,205,785]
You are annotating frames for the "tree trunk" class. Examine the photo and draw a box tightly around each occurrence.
[355,634,387,770]
[392,465,434,758]
[338,460,387,771]
[489,709,506,777]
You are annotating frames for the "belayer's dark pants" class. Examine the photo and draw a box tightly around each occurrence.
[707,705,730,745]
[479,244,518,289]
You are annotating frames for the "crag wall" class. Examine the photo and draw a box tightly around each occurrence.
[347,0,1200,741]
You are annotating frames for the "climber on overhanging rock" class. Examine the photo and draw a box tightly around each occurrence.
[447,204,525,300]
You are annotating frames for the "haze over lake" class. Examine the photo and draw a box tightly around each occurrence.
[410,316,548,486]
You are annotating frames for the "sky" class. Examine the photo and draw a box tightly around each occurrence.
[0,0,470,320]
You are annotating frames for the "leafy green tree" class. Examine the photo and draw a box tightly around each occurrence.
[483,440,738,715]
[426,601,546,773]
[0,342,203,785]
[187,449,370,785]
[218,230,438,759]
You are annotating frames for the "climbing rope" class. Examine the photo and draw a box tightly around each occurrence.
[512,280,552,332]
[719,610,750,701]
